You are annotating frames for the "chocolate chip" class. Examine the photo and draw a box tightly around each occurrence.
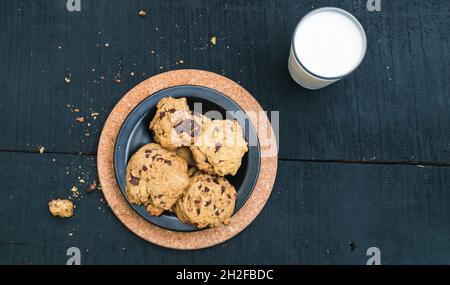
[205,200,211,206]
[196,208,201,215]
[191,122,201,137]
[227,194,231,199]
[168,108,176,113]
[215,143,222,152]
[174,120,183,128]
[130,175,140,185]
[174,119,201,137]
[215,210,220,216]
[221,186,225,194]
[206,178,211,183]
[212,178,219,184]
[160,160,170,165]
[194,200,200,204]
[145,149,152,158]
[142,165,148,171]
[159,112,165,119]
[204,187,210,193]
[156,194,163,198]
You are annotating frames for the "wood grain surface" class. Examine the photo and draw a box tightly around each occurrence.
[0,0,449,264]
[1,152,450,264]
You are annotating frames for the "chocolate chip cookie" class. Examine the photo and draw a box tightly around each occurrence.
[126,143,190,216]
[149,97,210,150]
[174,173,237,228]
[190,119,248,176]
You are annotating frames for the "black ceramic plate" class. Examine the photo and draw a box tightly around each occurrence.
[114,85,260,232]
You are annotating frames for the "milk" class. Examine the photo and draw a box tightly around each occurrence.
[288,7,367,89]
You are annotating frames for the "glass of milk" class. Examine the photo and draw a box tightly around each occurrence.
[288,7,367,89]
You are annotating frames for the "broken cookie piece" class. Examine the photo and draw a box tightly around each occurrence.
[48,199,74,218]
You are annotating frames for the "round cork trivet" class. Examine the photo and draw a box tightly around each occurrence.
[97,69,278,250]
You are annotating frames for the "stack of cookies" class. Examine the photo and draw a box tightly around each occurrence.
[125,97,248,229]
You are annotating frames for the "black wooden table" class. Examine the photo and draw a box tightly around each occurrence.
[1,0,449,265]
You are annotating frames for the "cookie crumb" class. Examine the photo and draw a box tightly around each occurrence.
[114,78,121,84]
[104,43,110,47]
[138,10,146,17]
[87,182,97,193]
[130,71,135,76]
[91,112,100,119]
[70,186,80,198]
[76,117,84,123]
[210,36,216,45]
[48,199,74,218]
[64,77,71,83]
[38,146,45,154]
